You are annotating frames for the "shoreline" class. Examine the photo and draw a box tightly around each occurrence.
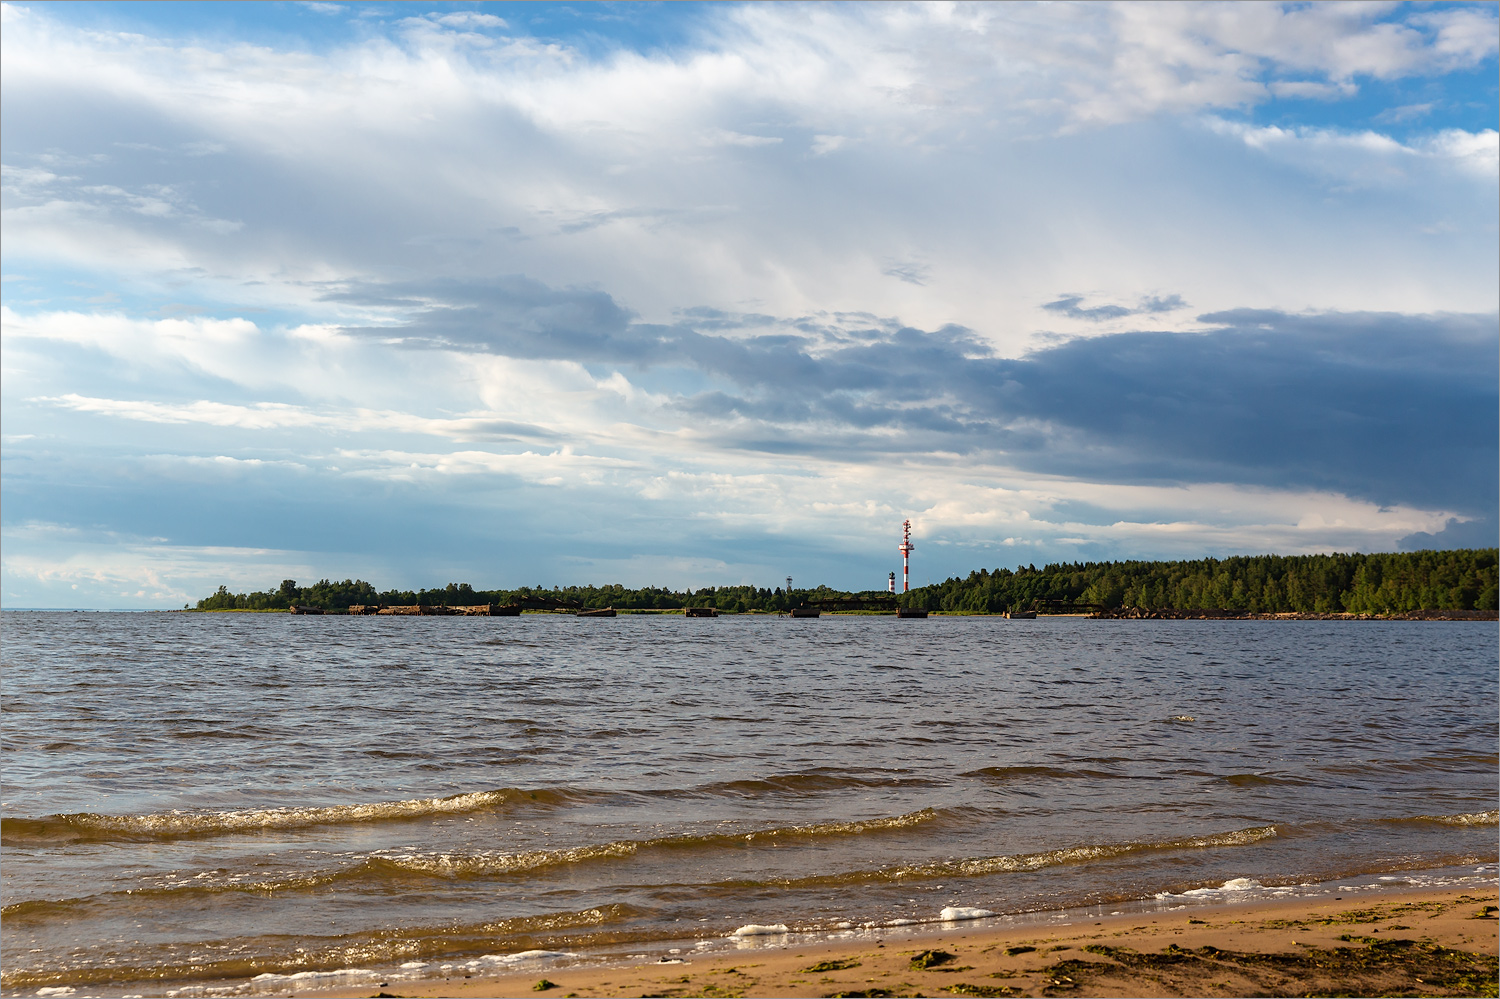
[142,872,1495,999]
[6,871,1495,999]
[7,607,1494,618]
[167,607,1500,619]
[283,883,1500,999]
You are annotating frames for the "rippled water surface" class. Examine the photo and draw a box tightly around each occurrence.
[2,612,1496,995]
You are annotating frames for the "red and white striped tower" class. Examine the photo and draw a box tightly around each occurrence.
[898,519,915,593]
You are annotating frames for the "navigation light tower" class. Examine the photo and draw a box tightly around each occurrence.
[898,520,915,593]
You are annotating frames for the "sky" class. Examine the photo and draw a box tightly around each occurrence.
[2,1,1497,608]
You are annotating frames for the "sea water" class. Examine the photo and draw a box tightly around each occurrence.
[2,613,1495,996]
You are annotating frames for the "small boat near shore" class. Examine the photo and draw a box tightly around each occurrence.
[577,607,617,617]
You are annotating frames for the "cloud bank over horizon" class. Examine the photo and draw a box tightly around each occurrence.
[2,0,1496,607]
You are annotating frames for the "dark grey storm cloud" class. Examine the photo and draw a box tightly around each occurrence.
[997,309,1497,519]
[1398,516,1497,551]
[339,278,1497,542]
[334,277,991,404]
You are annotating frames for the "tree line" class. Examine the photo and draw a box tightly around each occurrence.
[195,548,1497,615]
[193,579,872,613]
[908,548,1498,614]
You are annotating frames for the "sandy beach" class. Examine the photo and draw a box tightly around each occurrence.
[306,887,1498,999]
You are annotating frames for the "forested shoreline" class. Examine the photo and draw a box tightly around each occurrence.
[920,549,1497,614]
[196,548,1498,615]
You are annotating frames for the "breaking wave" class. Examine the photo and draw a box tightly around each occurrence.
[843,825,1279,884]
[2,809,945,918]
[372,809,939,878]
[685,772,942,796]
[0,788,584,845]
[1,772,950,846]
[964,765,1128,782]
[1383,810,1499,828]
[0,905,638,993]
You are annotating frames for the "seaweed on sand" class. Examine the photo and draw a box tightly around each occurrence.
[1035,937,1497,998]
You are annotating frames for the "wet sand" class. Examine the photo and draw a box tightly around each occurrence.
[312,887,1498,999]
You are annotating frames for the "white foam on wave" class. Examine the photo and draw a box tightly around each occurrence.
[940,906,996,921]
[730,923,789,936]
[430,950,573,972]
[376,809,937,879]
[376,841,638,876]
[900,825,1278,881]
[249,968,376,984]
[1428,810,1499,826]
[39,789,521,842]
[1157,877,1265,900]
[36,988,77,997]
[478,950,572,964]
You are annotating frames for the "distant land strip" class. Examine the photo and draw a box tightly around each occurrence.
[193,549,1498,618]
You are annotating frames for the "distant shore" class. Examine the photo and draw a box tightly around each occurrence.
[302,886,1497,999]
[180,606,1499,620]
[1089,608,1498,621]
[189,549,1500,617]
